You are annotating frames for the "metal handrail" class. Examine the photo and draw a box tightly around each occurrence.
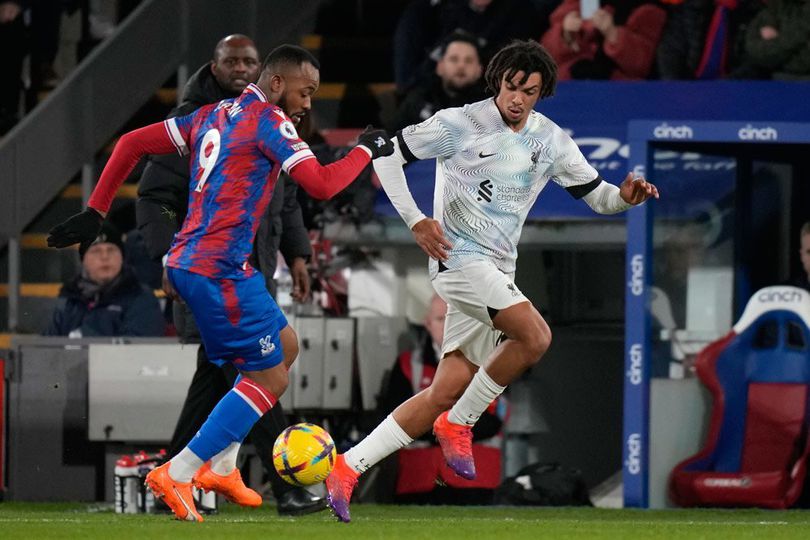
[0,0,187,241]
[1,0,322,330]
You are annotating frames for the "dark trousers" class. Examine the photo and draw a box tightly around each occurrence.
[167,344,295,499]
[0,14,26,130]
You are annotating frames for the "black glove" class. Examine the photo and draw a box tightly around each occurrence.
[47,208,104,248]
[357,126,394,159]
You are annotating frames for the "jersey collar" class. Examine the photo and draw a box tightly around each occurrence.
[245,83,268,102]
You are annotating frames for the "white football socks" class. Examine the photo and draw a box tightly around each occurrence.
[449,368,505,426]
[210,442,241,475]
[344,415,413,475]
[168,447,205,483]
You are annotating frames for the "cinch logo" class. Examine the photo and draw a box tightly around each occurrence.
[627,344,642,385]
[477,179,493,203]
[629,254,644,296]
[758,289,804,303]
[703,477,751,488]
[653,123,693,139]
[625,433,641,475]
[738,124,778,141]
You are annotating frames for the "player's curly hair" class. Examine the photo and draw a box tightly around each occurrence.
[484,40,557,99]
[261,44,320,73]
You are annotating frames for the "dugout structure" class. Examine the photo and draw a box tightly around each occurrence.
[623,121,810,508]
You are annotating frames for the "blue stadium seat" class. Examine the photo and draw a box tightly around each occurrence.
[670,286,810,508]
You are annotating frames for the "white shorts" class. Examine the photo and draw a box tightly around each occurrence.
[431,259,529,366]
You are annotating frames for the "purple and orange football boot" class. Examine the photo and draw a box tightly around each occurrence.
[433,411,476,480]
[325,454,358,523]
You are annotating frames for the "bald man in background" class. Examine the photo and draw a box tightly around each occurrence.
[135,34,322,516]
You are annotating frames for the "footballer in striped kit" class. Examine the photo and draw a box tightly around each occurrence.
[273,423,337,486]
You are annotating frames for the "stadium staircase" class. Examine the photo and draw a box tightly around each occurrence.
[0,0,410,339]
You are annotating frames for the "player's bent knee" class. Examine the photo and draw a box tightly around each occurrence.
[279,325,299,368]
[425,385,461,411]
[247,365,289,399]
[283,340,299,368]
[270,369,289,397]
[519,323,551,366]
[530,325,552,361]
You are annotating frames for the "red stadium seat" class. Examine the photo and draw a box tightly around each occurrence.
[669,286,810,508]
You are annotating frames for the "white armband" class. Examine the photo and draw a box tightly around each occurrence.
[373,139,427,229]
[582,180,634,215]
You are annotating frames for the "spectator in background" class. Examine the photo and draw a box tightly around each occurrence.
[541,0,666,80]
[787,222,810,292]
[378,294,505,505]
[659,0,763,79]
[44,223,165,337]
[732,0,810,80]
[0,0,25,134]
[389,31,488,133]
[393,0,542,93]
[136,34,324,516]
[29,0,65,92]
[656,0,714,79]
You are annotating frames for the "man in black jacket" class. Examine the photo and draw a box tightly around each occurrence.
[136,34,322,515]
[389,31,488,133]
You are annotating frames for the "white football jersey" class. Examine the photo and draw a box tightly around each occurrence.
[399,98,599,276]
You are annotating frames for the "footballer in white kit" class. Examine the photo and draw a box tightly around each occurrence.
[389,97,603,365]
[325,40,658,523]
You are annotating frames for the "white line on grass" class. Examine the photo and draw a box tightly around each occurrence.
[332,517,794,527]
[0,517,796,527]
[0,518,87,523]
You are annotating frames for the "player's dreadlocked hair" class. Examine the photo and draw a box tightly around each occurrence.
[261,44,320,73]
[484,40,557,99]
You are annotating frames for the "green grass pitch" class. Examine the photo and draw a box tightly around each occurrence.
[2,502,810,539]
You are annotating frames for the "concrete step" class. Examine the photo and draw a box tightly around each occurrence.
[310,83,397,129]
[0,283,165,299]
[23,183,138,234]
[1,245,80,284]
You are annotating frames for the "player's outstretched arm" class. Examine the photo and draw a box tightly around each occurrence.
[581,172,660,215]
[47,122,182,248]
[288,127,393,200]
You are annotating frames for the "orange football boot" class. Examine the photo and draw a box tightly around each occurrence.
[193,462,262,507]
[433,411,476,480]
[145,462,204,522]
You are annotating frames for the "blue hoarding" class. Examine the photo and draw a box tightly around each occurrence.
[374,81,810,220]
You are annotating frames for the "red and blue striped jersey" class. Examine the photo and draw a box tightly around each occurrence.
[163,84,314,279]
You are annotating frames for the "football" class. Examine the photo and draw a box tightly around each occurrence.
[272,423,337,486]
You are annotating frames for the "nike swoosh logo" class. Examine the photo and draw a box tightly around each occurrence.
[479,152,496,158]
[172,486,199,521]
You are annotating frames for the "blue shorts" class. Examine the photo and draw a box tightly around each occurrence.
[167,267,287,371]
